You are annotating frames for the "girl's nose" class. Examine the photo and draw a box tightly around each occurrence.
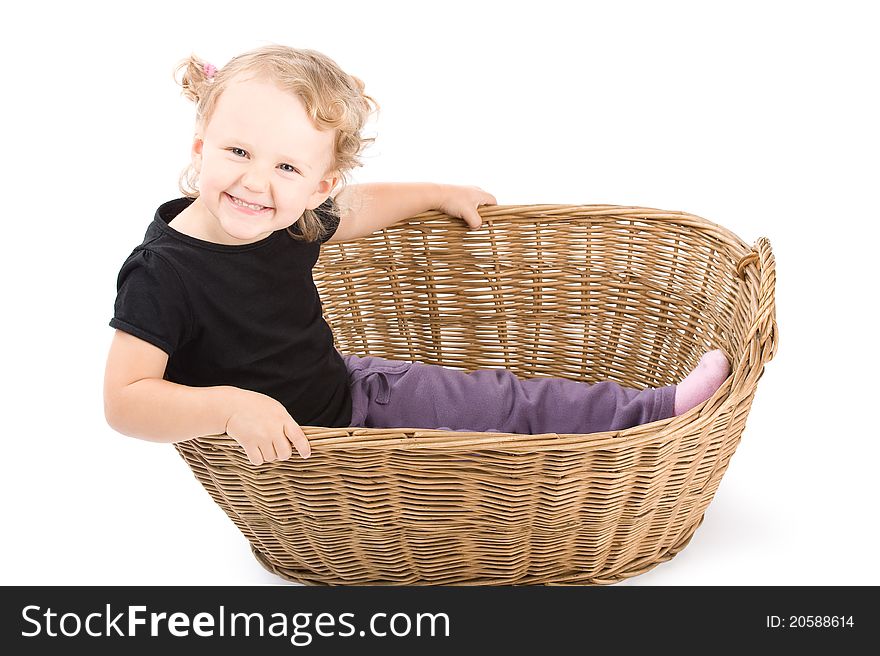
[241,166,270,193]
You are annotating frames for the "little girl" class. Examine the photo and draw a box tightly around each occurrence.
[104,44,730,466]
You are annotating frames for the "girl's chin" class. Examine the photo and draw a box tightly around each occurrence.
[216,216,274,244]
[224,227,273,243]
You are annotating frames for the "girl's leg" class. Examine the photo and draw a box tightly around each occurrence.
[343,353,676,434]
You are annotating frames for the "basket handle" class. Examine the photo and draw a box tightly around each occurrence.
[734,237,778,376]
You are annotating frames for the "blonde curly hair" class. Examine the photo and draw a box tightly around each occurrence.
[174,44,379,242]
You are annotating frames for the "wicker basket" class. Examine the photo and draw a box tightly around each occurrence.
[175,204,777,585]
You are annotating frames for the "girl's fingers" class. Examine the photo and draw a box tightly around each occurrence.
[256,443,273,464]
[244,444,264,466]
[273,433,293,461]
[465,210,482,229]
[284,422,311,459]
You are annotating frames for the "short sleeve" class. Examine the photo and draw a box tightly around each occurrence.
[109,248,193,355]
[316,196,341,243]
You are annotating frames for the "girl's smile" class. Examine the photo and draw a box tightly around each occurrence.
[224,192,274,216]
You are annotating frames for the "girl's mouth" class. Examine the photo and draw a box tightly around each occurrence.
[225,193,272,215]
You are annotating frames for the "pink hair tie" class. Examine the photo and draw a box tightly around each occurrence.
[203,63,217,81]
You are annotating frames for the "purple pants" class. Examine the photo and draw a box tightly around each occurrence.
[342,353,676,434]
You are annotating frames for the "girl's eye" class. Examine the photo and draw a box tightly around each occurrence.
[228,148,299,174]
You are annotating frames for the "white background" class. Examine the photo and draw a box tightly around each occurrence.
[2,0,877,586]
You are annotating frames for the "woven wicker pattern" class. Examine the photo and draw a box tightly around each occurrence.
[175,204,777,585]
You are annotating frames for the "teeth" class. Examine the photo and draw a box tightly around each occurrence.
[229,194,266,211]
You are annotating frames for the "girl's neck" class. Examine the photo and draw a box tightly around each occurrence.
[168,197,238,244]
[167,198,206,240]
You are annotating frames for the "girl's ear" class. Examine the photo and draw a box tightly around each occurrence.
[307,171,342,209]
[191,135,204,173]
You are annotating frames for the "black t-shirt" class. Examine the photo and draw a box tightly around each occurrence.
[109,197,352,428]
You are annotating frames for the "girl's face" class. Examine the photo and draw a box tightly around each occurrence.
[189,76,339,245]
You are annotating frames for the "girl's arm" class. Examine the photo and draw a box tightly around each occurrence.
[103,330,233,443]
[327,182,496,243]
[104,330,310,462]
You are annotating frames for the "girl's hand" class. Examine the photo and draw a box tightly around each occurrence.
[224,388,311,464]
[437,184,497,229]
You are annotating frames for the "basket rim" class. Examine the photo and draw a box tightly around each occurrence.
[398,203,754,258]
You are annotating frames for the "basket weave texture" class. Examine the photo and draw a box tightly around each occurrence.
[175,204,777,585]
